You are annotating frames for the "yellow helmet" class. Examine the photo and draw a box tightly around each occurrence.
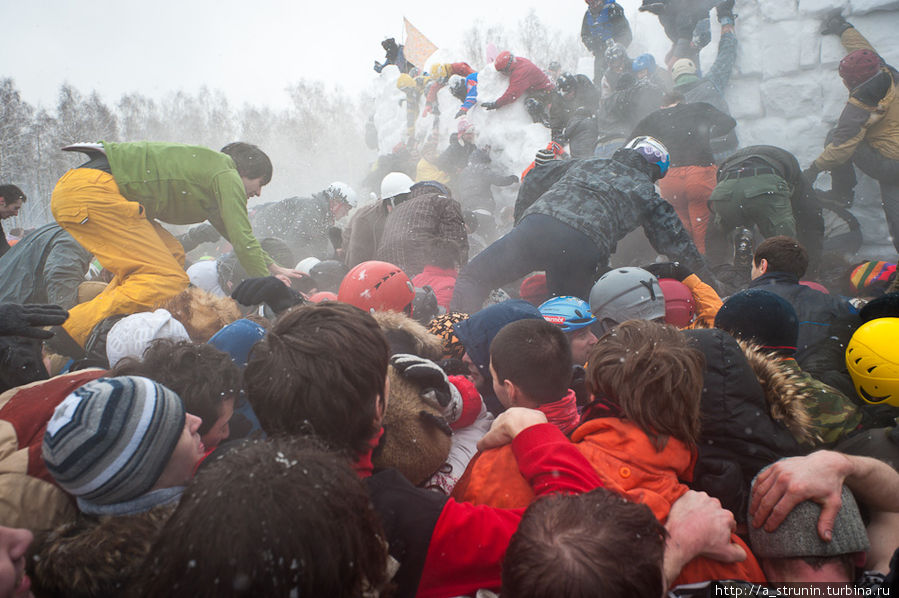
[396,74,416,90]
[845,317,899,406]
[431,63,449,80]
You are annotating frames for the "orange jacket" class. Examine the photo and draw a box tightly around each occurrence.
[453,417,766,585]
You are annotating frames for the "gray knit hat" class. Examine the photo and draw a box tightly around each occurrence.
[42,376,185,508]
[748,468,870,559]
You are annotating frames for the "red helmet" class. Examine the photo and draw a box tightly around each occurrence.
[494,51,514,73]
[658,278,695,329]
[839,49,882,89]
[337,261,414,313]
[307,291,338,303]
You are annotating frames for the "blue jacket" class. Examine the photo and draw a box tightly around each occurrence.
[460,72,479,112]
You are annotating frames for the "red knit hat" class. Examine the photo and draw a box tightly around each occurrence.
[839,49,882,89]
[519,273,549,306]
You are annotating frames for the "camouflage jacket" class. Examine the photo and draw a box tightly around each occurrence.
[515,149,706,274]
[778,358,863,447]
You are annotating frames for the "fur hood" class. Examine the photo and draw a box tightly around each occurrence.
[372,310,444,361]
[32,504,176,598]
[736,340,819,446]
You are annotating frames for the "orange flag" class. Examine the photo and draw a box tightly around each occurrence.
[403,17,438,70]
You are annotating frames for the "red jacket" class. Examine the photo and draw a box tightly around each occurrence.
[362,423,603,597]
[495,57,554,108]
[412,266,458,311]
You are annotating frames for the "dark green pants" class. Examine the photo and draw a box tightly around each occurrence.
[708,174,796,238]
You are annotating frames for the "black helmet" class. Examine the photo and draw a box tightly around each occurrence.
[309,260,350,293]
[557,72,578,94]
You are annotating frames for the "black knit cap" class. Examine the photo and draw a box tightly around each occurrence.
[714,289,799,355]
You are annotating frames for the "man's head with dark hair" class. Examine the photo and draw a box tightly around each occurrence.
[752,236,809,280]
[502,487,668,598]
[135,437,389,598]
[489,319,572,408]
[0,184,26,220]
[110,338,242,448]
[244,302,390,456]
[220,142,273,185]
[587,320,704,450]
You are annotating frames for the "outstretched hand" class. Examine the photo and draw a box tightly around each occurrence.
[749,451,852,542]
[668,490,746,563]
[0,303,68,339]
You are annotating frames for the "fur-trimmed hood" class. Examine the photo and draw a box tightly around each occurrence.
[736,339,818,446]
[372,310,444,361]
[31,504,176,598]
[683,329,808,522]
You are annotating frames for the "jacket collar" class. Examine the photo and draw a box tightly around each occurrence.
[748,271,799,287]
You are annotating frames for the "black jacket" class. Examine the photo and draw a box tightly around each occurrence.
[684,328,807,521]
[748,271,859,364]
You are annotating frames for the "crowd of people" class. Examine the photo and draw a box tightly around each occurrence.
[0,0,898,596]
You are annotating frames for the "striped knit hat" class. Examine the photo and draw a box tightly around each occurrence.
[850,261,896,296]
[42,376,185,508]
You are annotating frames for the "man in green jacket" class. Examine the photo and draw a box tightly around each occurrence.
[50,141,297,349]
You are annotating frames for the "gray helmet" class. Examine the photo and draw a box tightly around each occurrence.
[589,267,666,334]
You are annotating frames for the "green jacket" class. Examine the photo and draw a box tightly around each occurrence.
[103,141,272,277]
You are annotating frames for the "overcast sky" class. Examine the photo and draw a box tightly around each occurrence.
[1,0,591,110]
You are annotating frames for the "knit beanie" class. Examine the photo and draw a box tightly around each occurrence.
[715,289,799,355]
[850,261,896,296]
[42,376,186,509]
[519,273,549,306]
[105,309,191,367]
[749,468,869,559]
[428,312,469,360]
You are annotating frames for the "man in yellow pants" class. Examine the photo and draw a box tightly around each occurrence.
[49,141,297,351]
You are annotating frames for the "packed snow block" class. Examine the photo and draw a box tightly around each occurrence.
[734,19,765,77]
[850,0,899,15]
[725,79,764,120]
[760,23,803,77]
[757,0,800,22]
[820,34,848,67]
[799,0,849,16]
[798,21,823,67]
[760,77,823,118]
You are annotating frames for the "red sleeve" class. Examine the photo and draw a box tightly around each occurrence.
[512,423,604,495]
[416,423,602,597]
[495,66,530,107]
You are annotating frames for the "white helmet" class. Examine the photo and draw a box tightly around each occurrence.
[589,267,666,334]
[380,172,414,200]
[326,181,358,207]
[295,257,321,274]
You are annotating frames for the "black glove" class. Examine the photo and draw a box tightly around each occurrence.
[821,10,852,36]
[454,109,466,119]
[534,148,556,166]
[803,164,821,183]
[185,222,220,247]
[606,2,624,19]
[390,354,463,422]
[481,101,498,111]
[716,0,736,22]
[231,277,305,314]
[502,174,519,185]
[0,304,69,339]
[373,61,384,73]
[642,261,693,282]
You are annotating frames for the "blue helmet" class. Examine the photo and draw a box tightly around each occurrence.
[632,53,656,73]
[624,136,670,178]
[539,296,596,332]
